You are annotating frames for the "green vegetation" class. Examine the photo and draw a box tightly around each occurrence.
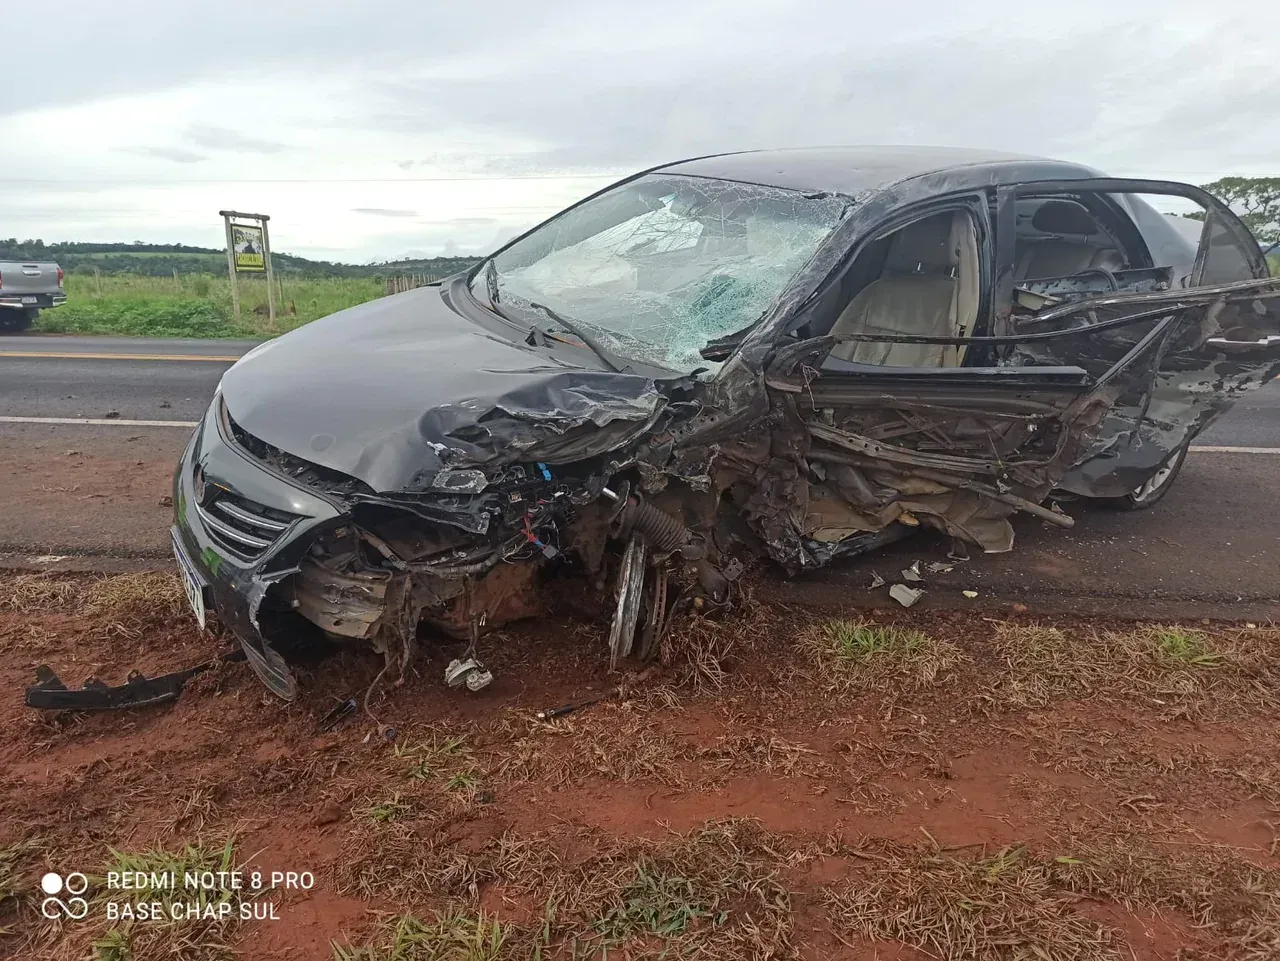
[1149,626,1222,667]
[818,619,932,660]
[0,238,476,279]
[1197,177,1280,245]
[35,273,385,338]
[332,911,514,961]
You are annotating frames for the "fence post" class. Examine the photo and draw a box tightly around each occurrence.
[261,218,277,326]
[222,216,241,324]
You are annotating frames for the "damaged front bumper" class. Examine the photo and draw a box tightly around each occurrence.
[172,394,346,699]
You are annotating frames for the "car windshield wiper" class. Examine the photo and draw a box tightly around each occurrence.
[526,301,627,373]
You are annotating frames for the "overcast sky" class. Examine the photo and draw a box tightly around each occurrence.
[3,0,1277,263]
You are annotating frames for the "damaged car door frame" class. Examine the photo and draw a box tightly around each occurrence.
[743,175,1277,566]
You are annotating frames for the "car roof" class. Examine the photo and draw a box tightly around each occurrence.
[655,145,1101,196]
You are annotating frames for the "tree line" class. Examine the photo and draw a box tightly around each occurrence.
[0,240,478,279]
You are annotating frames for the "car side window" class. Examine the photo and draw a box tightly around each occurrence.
[1011,196,1137,282]
[999,181,1268,308]
[825,207,982,368]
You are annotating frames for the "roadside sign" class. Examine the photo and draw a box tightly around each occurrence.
[232,224,266,272]
[218,210,276,324]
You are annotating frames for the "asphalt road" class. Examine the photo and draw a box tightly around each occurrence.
[1,334,1278,618]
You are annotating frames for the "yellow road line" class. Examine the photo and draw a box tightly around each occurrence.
[0,350,241,362]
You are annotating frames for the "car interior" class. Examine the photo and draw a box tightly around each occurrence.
[812,195,1150,371]
[826,209,980,368]
[1012,198,1128,280]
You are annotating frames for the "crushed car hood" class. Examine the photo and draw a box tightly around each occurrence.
[219,285,669,492]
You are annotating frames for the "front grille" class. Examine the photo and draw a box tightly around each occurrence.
[196,490,299,561]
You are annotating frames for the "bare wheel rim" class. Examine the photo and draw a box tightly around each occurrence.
[607,536,648,669]
[635,565,669,662]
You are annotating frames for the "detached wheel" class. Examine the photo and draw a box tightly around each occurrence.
[0,307,36,333]
[1107,443,1189,511]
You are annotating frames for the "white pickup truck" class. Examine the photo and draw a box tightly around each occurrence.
[0,260,66,332]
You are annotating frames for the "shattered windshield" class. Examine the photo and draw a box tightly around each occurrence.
[473,174,847,372]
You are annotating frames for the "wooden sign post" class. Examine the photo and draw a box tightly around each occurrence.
[219,210,275,325]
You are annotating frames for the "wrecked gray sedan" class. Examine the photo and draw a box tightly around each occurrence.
[167,146,1280,700]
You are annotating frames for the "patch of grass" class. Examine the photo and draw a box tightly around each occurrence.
[396,735,471,781]
[36,297,241,338]
[0,574,83,614]
[823,843,1120,960]
[1149,627,1222,667]
[444,771,482,797]
[66,837,246,961]
[1048,838,1280,958]
[589,861,719,942]
[338,820,793,959]
[982,621,1277,716]
[801,618,957,688]
[92,928,134,961]
[332,911,515,961]
[362,796,414,824]
[41,273,385,338]
[0,573,184,620]
[0,838,42,935]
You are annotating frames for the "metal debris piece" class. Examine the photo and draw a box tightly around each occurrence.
[318,697,358,732]
[889,584,924,608]
[868,571,886,589]
[901,561,923,583]
[25,649,246,711]
[926,562,954,574]
[962,590,979,599]
[445,658,493,692]
[722,558,746,581]
[947,540,970,562]
[536,695,606,721]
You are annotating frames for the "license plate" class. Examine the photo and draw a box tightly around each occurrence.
[171,529,207,629]
[20,296,36,304]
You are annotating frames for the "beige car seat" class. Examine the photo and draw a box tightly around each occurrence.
[1015,200,1126,280]
[830,210,979,367]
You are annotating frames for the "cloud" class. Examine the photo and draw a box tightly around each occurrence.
[183,124,290,154]
[121,145,208,164]
[351,207,419,218]
[4,0,1279,261]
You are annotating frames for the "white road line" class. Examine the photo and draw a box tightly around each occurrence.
[0,415,198,428]
[1190,445,1280,454]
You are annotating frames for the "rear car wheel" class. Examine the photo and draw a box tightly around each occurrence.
[1106,442,1189,511]
[0,307,37,333]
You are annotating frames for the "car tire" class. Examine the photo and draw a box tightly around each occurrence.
[1105,442,1189,511]
[0,306,36,333]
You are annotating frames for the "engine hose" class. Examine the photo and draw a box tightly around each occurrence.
[620,498,689,552]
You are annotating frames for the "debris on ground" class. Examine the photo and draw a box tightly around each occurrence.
[444,658,493,692]
[963,590,979,599]
[867,571,886,589]
[889,584,924,608]
[901,561,923,583]
[926,562,954,574]
[318,697,358,732]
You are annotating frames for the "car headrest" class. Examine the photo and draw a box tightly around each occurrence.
[1031,200,1099,236]
[883,212,957,275]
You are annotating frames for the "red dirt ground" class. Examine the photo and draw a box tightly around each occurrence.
[1,572,1277,960]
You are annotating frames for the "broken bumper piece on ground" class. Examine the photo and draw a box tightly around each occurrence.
[24,650,246,711]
